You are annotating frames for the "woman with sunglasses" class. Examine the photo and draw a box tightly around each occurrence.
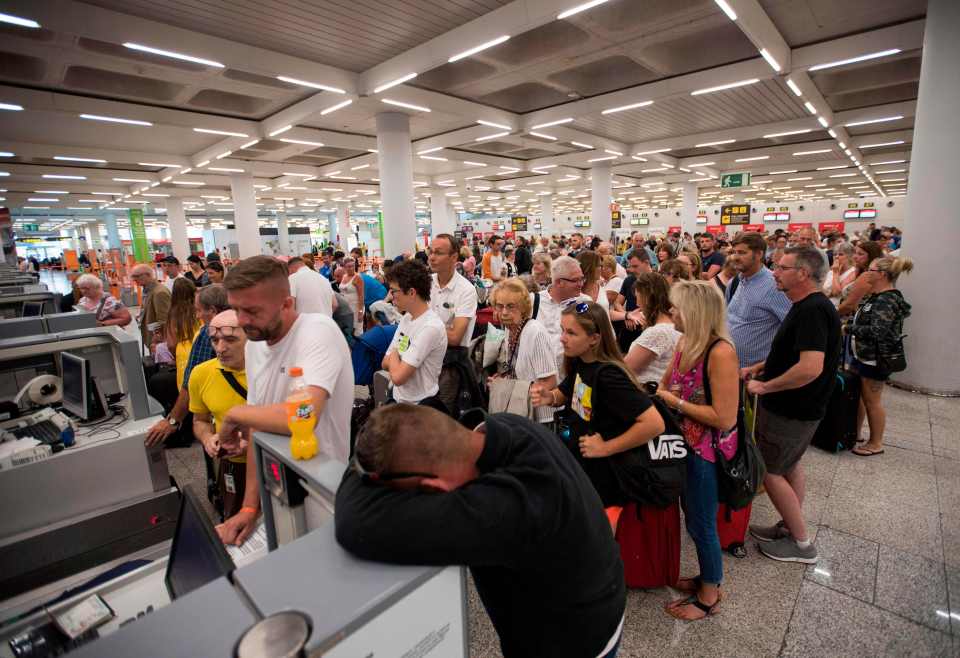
[530,302,664,508]
[654,280,739,621]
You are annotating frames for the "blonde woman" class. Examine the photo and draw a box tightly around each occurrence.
[600,254,623,308]
[489,279,558,423]
[75,273,131,327]
[655,280,739,621]
[577,251,607,310]
[531,253,552,290]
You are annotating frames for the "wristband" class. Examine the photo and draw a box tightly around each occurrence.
[240,506,259,516]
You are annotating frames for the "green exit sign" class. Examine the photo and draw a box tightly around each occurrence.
[720,172,751,188]
[22,223,39,232]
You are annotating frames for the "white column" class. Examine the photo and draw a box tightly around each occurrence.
[333,203,349,248]
[591,164,612,239]
[681,183,699,236]
[277,210,290,256]
[103,211,121,250]
[375,113,417,258]
[160,227,168,240]
[166,197,190,262]
[896,0,960,395]
[229,175,261,259]
[541,194,553,233]
[430,190,455,236]
[84,224,99,249]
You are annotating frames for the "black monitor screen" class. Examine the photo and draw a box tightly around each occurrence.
[60,352,87,418]
[165,488,234,600]
[21,301,43,317]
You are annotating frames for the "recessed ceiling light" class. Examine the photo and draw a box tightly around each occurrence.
[875,168,906,174]
[557,0,612,20]
[208,167,244,173]
[0,102,22,112]
[320,99,353,115]
[529,132,557,140]
[194,128,249,137]
[123,42,224,68]
[829,173,858,178]
[787,176,812,181]
[448,35,510,62]
[373,73,417,94]
[736,156,770,162]
[695,139,736,147]
[793,149,832,156]
[34,190,68,194]
[43,174,86,180]
[809,48,901,72]
[817,116,829,128]
[275,76,346,94]
[172,181,205,186]
[785,78,802,97]
[872,159,906,165]
[420,155,447,161]
[688,162,715,167]
[54,156,106,163]
[759,48,781,72]
[691,79,759,96]
[844,115,904,128]
[531,118,574,130]
[763,128,812,139]
[475,132,510,142]
[601,100,654,115]
[417,147,443,155]
[138,162,182,168]
[588,156,618,162]
[279,138,325,147]
[860,140,905,148]
[381,99,431,112]
[79,113,152,127]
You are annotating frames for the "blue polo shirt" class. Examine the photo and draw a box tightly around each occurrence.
[726,267,791,368]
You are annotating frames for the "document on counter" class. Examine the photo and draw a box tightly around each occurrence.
[226,522,268,568]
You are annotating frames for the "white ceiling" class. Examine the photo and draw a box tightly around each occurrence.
[0,0,924,232]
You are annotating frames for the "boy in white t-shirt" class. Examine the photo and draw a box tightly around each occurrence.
[382,260,448,404]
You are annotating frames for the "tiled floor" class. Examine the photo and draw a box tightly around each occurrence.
[167,386,960,657]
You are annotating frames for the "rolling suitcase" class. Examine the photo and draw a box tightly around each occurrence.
[615,502,680,589]
[811,370,861,453]
[716,502,752,558]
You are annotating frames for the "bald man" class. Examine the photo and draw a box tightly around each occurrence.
[131,263,171,352]
[189,310,250,519]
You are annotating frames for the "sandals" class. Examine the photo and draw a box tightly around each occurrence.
[666,593,721,621]
[852,446,884,457]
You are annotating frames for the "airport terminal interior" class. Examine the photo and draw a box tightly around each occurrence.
[0,0,958,656]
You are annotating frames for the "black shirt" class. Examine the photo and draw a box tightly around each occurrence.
[761,291,842,420]
[702,250,726,273]
[184,270,210,287]
[559,360,652,505]
[335,413,625,658]
[616,275,642,354]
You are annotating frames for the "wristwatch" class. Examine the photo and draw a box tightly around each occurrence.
[166,416,180,428]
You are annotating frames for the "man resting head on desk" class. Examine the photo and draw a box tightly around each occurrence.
[335,404,626,658]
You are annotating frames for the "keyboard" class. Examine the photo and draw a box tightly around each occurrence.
[10,420,63,444]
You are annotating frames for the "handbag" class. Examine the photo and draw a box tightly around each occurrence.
[876,335,907,373]
[487,377,535,419]
[703,342,765,510]
[483,325,506,369]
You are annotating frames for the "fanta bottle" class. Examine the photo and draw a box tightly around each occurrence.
[285,367,317,460]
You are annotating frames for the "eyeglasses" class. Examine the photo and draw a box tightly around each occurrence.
[493,302,520,312]
[388,288,404,297]
[558,276,584,284]
[351,456,437,483]
[209,326,241,339]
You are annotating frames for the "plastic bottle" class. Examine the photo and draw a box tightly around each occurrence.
[285,367,317,460]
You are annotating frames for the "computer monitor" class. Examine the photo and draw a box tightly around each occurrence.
[60,351,107,421]
[165,487,234,600]
[21,301,44,317]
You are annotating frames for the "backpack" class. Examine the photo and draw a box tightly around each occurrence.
[351,324,398,387]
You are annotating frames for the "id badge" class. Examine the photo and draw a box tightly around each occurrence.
[224,472,237,494]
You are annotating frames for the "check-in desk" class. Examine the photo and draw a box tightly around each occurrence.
[0,288,57,319]
[0,312,96,340]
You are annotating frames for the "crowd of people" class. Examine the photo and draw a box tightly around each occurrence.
[127,222,912,657]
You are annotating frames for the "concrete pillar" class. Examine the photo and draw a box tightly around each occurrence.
[681,183,699,237]
[375,112,417,258]
[166,197,190,262]
[896,0,960,395]
[229,175,261,259]
[430,190,455,236]
[334,203,349,248]
[103,211,121,250]
[591,164,612,239]
[541,194,553,233]
[277,210,290,256]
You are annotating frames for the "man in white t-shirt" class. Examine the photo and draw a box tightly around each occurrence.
[216,256,353,545]
[288,255,334,316]
[382,259,448,404]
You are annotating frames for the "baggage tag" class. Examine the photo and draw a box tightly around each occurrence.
[224,472,237,494]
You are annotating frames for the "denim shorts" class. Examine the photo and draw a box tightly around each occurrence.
[850,358,890,382]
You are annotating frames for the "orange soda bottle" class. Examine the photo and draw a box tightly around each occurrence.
[285,367,317,460]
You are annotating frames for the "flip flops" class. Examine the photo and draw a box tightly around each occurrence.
[852,447,884,457]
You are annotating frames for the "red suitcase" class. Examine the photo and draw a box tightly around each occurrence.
[716,502,752,558]
[615,502,681,589]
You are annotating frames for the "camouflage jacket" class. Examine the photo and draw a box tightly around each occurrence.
[850,290,911,363]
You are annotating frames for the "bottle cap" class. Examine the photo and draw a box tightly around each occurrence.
[288,366,303,377]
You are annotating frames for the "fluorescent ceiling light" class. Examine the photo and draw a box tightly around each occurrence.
[448,35,509,62]
[279,138,325,147]
[557,0,611,20]
[763,128,812,138]
[802,101,817,115]
[809,48,901,72]
[0,12,40,28]
[879,178,906,182]
[54,156,106,163]
[28,197,59,202]
[605,150,623,156]
[830,173,858,178]
[124,42,224,68]
[860,140,905,148]
[570,142,594,149]
[817,116,829,128]
[588,156,618,162]
[817,165,847,170]
[141,193,170,197]
[276,76,345,94]
[691,79,759,96]
[34,190,68,194]
[43,174,86,180]
[420,155,447,161]
[373,73,417,94]
[194,128,249,138]
[269,125,292,137]
[196,160,210,168]
[139,162,181,168]
[602,100,653,115]
[634,148,671,156]
[0,152,12,157]
[787,176,812,181]
[872,159,906,165]
[736,156,769,162]
[320,99,353,115]
[759,48,781,72]
[531,118,574,130]
[695,139,736,147]
[23,206,49,209]
[875,168,906,174]
[844,115,904,128]
[688,162,715,167]
[0,102,23,112]
[529,132,557,140]
[475,132,509,142]
[208,167,244,173]
[785,78,802,96]
[838,141,846,149]
[172,181,205,185]
[79,113,152,127]
[381,99,430,112]
[641,167,669,172]
[793,149,832,156]
[417,147,443,155]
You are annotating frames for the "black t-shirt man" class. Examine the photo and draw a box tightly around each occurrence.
[335,413,625,658]
[761,291,841,420]
[616,275,641,353]
[702,250,726,273]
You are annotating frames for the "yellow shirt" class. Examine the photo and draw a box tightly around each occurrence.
[188,358,247,463]
[175,321,203,391]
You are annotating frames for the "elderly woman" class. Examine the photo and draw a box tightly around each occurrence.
[75,273,131,327]
[823,241,857,304]
[600,254,622,307]
[490,278,558,423]
[531,252,552,291]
